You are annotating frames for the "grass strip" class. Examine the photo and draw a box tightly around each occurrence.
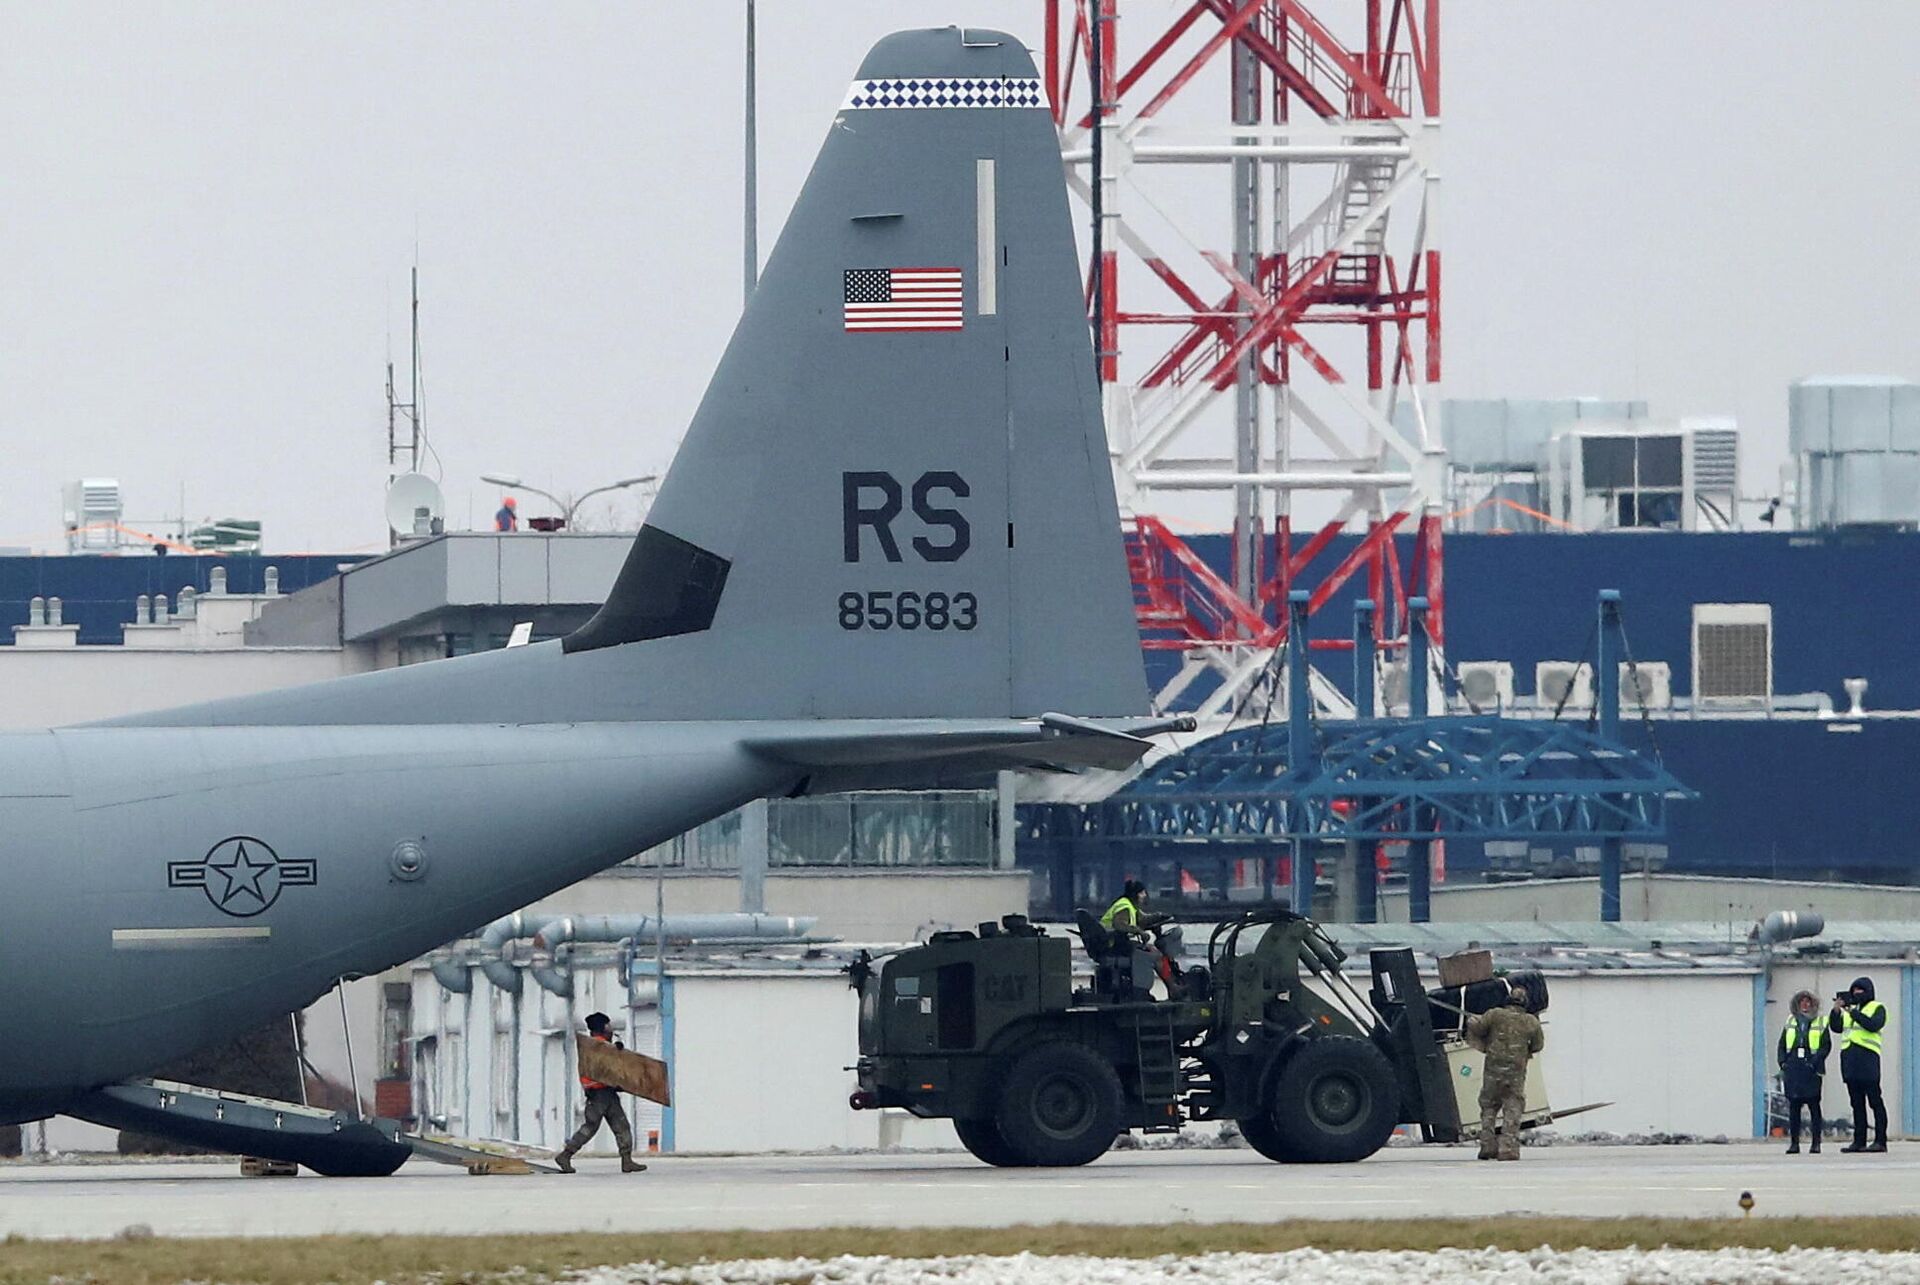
[5,1217,1920,1284]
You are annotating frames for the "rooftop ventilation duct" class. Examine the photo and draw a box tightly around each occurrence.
[1754,910,1825,947]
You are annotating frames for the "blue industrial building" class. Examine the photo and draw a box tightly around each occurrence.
[1152,527,1920,712]
[4,529,1916,887]
[1099,527,1920,890]
[0,554,357,646]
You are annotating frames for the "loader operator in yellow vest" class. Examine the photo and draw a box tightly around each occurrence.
[1097,879,1170,1001]
[1829,977,1890,1152]
[1100,879,1151,940]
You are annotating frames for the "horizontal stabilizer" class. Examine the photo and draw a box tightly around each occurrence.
[747,714,1194,787]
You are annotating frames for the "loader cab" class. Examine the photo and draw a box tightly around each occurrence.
[857,916,1072,1060]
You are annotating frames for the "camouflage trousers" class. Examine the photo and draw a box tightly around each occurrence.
[1478,1069,1526,1159]
[564,1087,634,1157]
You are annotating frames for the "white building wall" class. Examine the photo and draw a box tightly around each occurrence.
[407,963,959,1156]
[521,870,1030,945]
[669,974,875,1153]
[1533,972,1755,1138]
[1377,873,1920,925]
[0,648,358,730]
[402,955,1909,1158]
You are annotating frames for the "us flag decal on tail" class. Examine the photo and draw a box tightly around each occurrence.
[844,267,964,332]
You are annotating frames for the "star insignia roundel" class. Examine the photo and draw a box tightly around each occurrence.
[168,837,317,917]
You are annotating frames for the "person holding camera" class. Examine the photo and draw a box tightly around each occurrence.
[1829,977,1890,1153]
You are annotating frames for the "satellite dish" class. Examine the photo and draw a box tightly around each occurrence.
[385,472,446,539]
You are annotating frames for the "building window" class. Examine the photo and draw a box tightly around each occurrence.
[1693,604,1772,707]
[624,791,997,870]
[1580,433,1685,529]
[380,982,412,1080]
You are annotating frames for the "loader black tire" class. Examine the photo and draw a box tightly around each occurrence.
[954,1116,1028,1167]
[1257,1035,1400,1164]
[1234,1112,1288,1163]
[993,1042,1124,1167]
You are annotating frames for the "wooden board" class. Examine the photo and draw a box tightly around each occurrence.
[1438,949,1494,989]
[239,1156,299,1178]
[577,1035,672,1106]
[465,1156,534,1176]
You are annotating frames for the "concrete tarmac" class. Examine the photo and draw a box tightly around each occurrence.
[0,1144,1914,1240]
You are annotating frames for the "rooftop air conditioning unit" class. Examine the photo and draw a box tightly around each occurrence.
[1535,661,1593,713]
[1379,659,1446,717]
[1618,660,1673,711]
[1693,603,1772,709]
[1455,661,1514,712]
[62,478,124,553]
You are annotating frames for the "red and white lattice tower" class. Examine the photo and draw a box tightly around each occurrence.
[1043,1,1446,717]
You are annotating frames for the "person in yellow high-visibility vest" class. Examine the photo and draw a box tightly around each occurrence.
[1777,990,1829,1154]
[1099,879,1151,942]
[1829,977,1890,1153]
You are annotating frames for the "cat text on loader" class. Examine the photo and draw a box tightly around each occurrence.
[847,909,1553,1166]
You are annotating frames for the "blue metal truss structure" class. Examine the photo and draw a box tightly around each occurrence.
[1028,715,1693,848]
[1018,590,1693,923]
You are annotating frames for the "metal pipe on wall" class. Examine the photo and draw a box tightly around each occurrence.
[478,911,546,994]
[429,958,472,994]
[524,913,819,997]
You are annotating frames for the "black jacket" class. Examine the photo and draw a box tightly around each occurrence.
[1828,976,1888,1084]
[1777,1015,1829,1100]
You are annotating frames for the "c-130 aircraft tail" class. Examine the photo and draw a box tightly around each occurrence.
[0,28,1172,1149]
[121,24,1147,732]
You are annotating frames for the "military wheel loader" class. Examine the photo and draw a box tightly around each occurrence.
[848,909,1549,1167]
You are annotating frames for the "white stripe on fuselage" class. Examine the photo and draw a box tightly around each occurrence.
[111,927,272,949]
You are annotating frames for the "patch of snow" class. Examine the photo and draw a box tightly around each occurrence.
[573,1247,1920,1285]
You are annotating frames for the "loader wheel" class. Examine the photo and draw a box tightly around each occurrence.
[994,1042,1124,1167]
[1234,1113,1288,1163]
[1257,1035,1400,1164]
[953,1116,1028,1167]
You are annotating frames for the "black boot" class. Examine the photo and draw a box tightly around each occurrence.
[1867,1140,1888,1153]
[553,1149,576,1174]
[1785,1140,1800,1154]
[1810,1139,1822,1154]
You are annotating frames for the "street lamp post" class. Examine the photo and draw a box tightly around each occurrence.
[481,473,657,528]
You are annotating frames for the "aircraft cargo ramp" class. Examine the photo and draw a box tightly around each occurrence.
[65,1079,556,1177]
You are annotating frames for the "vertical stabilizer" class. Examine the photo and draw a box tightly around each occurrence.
[566,27,1147,719]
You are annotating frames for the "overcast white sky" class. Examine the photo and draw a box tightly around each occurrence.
[3,3,1916,552]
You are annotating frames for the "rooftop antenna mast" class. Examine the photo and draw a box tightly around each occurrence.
[387,267,423,482]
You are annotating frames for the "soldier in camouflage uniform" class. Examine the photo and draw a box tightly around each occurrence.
[1465,989,1545,1161]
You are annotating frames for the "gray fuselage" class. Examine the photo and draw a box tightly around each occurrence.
[0,718,789,1123]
